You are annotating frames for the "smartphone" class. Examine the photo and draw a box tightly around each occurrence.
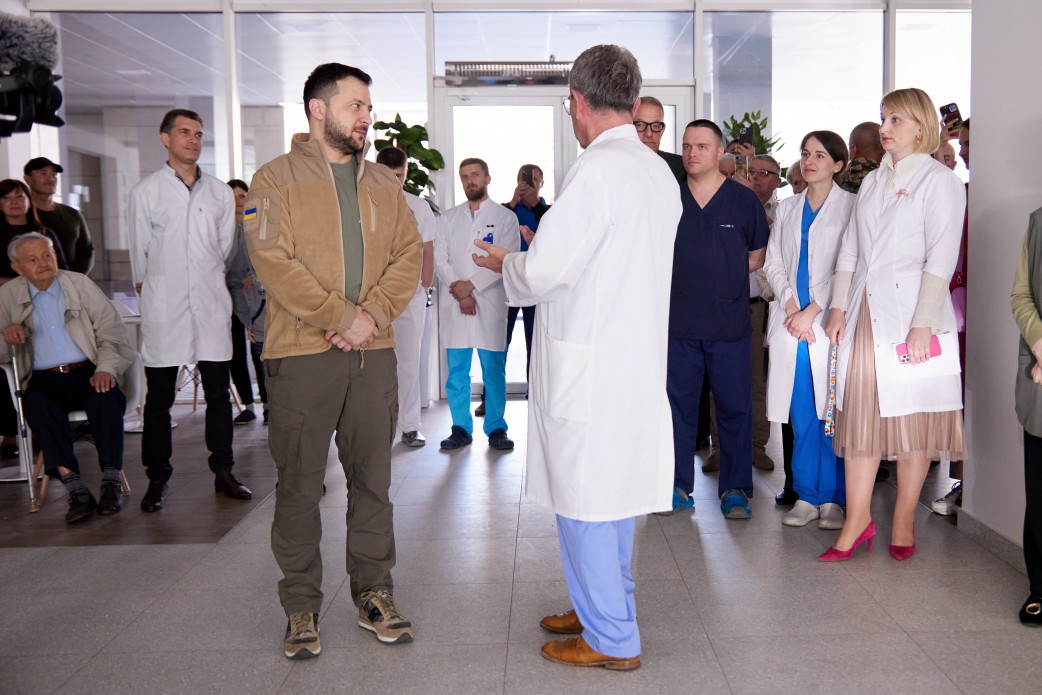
[939,103,962,137]
[735,155,749,179]
[894,335,942,364]
[520,166,534,186]
[738,125,754,146]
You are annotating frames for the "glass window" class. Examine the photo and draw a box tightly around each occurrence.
[53,12,225,283]
[704,11,884,187]
[434,12,694,81]
[236,12,428,181]
[896,11,971,180]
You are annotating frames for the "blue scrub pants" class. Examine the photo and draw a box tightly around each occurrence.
[556,515,640,658]
[445,348,507,436]
[789,342,846,506]
[667,335,754,498]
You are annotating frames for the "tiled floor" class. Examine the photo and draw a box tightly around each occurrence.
[2,398,1040,694]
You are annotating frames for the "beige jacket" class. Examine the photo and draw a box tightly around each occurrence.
[244,134,422,360]
[0,271,134,386]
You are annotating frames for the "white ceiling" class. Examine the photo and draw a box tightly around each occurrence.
[52,10,696,115]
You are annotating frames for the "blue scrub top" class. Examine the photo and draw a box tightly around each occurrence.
[668,177,770,341]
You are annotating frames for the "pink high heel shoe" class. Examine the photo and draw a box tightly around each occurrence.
[889,524,916,560]
[818,520,876,562]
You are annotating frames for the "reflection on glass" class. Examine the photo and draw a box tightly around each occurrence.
[435,12,693,80]
[450,105,555,208]
[705,11,883,185]
[896,11,971,181]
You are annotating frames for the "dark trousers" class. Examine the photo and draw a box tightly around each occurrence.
[506,304,535,380]
[782,421,795,489]
[697,373,711,443]
[668,335,753,498]
[23,365,126,477]
[0,372,16,437]
[142,362,234,483]
[1024,431,1042,596]
[230,316,255,405]
[250,341,267,404]
[268,348,397,613]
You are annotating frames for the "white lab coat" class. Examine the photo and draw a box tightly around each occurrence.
[502,124,682,521]
[394,191,437,431]
[128,165,236,367]
[764,185,856,422]
[834,153,966,416]
[435,198,519,351]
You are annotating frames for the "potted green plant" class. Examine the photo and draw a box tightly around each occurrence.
[373,113,445,213]
[722,110,782,155]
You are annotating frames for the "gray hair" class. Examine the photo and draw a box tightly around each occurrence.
[752,154,780,172]
[786,161,802,185]
[8,232,54,264]
[569,44,641,113]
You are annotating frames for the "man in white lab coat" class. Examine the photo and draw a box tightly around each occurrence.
[474,44,682,671]
[376,146,436,447]
[128,108,250,512]
[435,158,520,452]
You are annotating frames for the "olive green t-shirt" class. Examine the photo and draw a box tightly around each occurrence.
[331,158,364,303]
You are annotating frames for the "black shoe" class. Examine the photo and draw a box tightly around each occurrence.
[214,471,252,500]
[1020,596,1042,625]
[98,481,123,515]
[66,489,97,523]
[234,409,257,425]
[474,401,486,417]
[440,426,473,450]
[263,408,269,425]
[488,428,514,451]
[140,481,167,512]
[1,443,17,461]
[774,488,798,505]
[875,466,891,482]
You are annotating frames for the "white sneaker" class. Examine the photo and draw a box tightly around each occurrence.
[817,502,846,530]
[931,481,962,516]
[782,500,819,527]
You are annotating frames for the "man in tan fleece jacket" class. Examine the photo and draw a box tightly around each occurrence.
[245,63,421,659]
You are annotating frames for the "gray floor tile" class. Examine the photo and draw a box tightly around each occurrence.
[669,528,841,581]
[393,537,517,585]
[170,540,347,593]
[0,654,91,695]
[507,581,574,645]
[277,644,508,695]
[391,473,522,507]
[393,503,520,540]
[56,649,292,695]
[516,503,558,538]
[0,547,61,589]
[712,632,959,695]
[909,628,1042,693]
[855,567,1030,632]
[0,590,157,657]
[504,638,730,694]
[512,536,565,584]
[692,573,902,638]
[0,544,211,594]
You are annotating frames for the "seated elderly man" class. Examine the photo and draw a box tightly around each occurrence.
[0,232,133,523]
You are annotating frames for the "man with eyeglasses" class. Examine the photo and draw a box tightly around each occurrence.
[633,96,685,184]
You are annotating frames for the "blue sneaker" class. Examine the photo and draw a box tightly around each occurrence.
[720,489,751,519]
[656,487,695,515]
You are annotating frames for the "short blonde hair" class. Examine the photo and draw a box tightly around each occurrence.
[881,87,939,155]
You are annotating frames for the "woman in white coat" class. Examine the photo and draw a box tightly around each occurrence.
[764,130,855,529]
[823,88,966,561]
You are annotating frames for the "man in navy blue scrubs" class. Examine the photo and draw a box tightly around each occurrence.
[664,119,769,519]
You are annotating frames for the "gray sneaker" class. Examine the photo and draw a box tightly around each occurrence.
[931,481,962,516]
[401,431,426,448]
[358,590,414,644]
[283,611,320,659]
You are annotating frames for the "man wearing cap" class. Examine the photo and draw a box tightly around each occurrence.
[23,157,95,275]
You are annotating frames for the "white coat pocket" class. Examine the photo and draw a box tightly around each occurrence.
[533,332,592,423]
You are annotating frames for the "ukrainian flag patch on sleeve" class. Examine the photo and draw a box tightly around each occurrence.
[243,206,258,222]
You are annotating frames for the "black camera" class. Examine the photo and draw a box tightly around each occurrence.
[0,63,64,138]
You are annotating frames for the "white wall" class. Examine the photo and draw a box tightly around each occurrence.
[960,0,1042,545]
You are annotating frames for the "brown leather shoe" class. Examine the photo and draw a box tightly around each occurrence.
[753,448,775,471]
[541,636,640,671]
[539,609,583,634]
[214,471,252,500]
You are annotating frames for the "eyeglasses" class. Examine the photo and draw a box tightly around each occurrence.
[633,120,665,133]
[749,168,780,179]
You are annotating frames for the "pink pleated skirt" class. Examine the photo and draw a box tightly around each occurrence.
[833,295,964,461]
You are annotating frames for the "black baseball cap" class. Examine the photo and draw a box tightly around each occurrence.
[23,157,63,175]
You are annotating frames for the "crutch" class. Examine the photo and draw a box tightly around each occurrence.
[10,343,40,513]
